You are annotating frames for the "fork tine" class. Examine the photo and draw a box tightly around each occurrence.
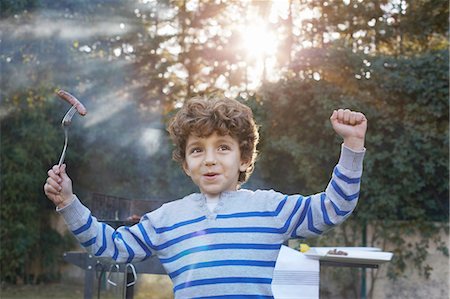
[61,105,78,126]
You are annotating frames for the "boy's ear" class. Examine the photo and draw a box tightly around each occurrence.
[182,161,191,177]
[239,159,251,172]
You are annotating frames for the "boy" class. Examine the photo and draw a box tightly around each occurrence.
[44,97,367,298]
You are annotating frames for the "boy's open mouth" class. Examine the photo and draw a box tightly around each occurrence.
[204,172,219,177]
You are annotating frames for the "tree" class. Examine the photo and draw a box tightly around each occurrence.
[0,89,76,283]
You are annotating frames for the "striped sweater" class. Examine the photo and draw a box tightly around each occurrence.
[58,145,365,298]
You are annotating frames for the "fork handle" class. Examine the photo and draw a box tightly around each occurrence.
[58,127,69,166]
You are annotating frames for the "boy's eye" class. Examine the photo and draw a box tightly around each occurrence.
[218,144,231,151]
[190,147,202,154]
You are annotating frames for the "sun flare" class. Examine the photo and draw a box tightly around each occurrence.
[238,20,279,89]
[241,21,278,59]
[230,0,320,90]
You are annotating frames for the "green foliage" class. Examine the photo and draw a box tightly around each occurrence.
[361,50,449,222]
[0,89,68,282]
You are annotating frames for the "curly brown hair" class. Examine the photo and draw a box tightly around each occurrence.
[167,97,259,183]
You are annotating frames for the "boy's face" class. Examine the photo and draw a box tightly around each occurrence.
[183,132,250,198]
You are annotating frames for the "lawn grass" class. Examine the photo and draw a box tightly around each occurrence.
[1,274,173,299]
[1,283,85,299]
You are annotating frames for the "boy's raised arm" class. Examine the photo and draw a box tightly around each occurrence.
[281,109,367,240]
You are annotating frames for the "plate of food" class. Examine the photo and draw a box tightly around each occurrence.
[304,247,393,265]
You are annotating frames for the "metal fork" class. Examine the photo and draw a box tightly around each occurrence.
[57,105,77,167]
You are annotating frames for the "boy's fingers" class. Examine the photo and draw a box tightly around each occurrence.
[348,112,356,125]
[330,110,338,120]
[357,112,367,123]
[352,112,366,125]
[52,164,61,175]
[48,167,62,183]
[46,177,62,191]
[46,183,59,195]
[60,164,67,175]
[60,164,71,181]
[44,180,60,196]
[337,109,344,121]
[332,109,366,124]
[343,109,351,123]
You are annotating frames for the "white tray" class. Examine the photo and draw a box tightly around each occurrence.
[304,247,393,265]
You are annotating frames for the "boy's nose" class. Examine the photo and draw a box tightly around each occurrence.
[203,150,217,166]
[203,158,217,166]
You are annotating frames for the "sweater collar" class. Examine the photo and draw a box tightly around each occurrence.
[190,189,249,202]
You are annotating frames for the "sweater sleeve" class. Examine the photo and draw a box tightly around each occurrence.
[285,144,365,239]
[57,196,157,263]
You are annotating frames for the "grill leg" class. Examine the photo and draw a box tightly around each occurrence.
[125,272,135,299]
[84,266,95,299]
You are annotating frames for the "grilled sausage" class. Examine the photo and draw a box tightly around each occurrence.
[56,89,87,116]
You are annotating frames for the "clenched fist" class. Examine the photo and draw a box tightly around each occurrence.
[330,109,367,151]
[44,164,74,209]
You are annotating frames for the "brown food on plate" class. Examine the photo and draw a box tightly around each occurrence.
[327,248,348,256]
